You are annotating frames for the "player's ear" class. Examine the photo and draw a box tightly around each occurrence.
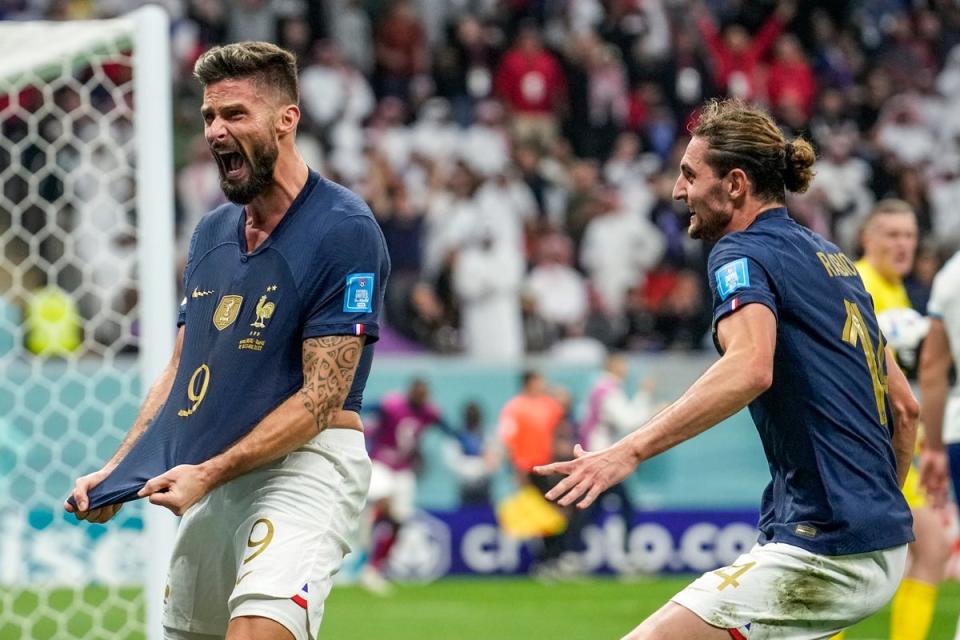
[276,104,300,136]
[726,168,749,199]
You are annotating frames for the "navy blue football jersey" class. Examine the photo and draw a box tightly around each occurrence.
[707,207,913,555]
[77,171,390,509]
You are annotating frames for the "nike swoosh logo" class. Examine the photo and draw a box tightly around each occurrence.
[235,570,254,586]
[192,287,214,299]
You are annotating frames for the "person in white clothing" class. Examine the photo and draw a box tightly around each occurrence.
[525,233,589,336]
[580,188,665,316]
[918,250,960,640]
[453,229,525,360]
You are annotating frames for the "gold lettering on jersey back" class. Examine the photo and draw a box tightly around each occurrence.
[816,251,858,278]
[213,295,243,330]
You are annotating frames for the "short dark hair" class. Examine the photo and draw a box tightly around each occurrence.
[691,99,816,203]
[521,370,541,389]
[193,41,299,105]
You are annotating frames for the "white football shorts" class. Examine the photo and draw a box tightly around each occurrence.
[162,428,371,640]
[671,541,908,639]
[366,460,417,521]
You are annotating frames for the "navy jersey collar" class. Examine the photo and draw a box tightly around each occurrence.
[752,206,789,225]
[237,169,322,255]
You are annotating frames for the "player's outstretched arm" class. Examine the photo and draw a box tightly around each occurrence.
[918,319,951,505]
[65,326,185,522]
[138,335,364,515]
[536,303,776,508]
[885,346,920,490]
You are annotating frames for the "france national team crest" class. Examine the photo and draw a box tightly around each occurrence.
[344,273,374,313]
[715,258,751,301]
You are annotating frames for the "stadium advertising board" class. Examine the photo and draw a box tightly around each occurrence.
[387,507,761,581]
[3,507,758,585]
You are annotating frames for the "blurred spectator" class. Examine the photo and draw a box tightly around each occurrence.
[328,0,375,74]
[693,0,794,101]
[561,158,601,253]
[452,221,525,360]
[766,34,816,119]
[647,171,698,270]
[433,14,499,125]
[224,0,285,44]
[906,242,942,314]
[494,21,567,146]
[186,0,227,51]
[627,268,709,350]
[411,97,461,163]
[809,10,858,90]
[460,100,511,177]
[876,95,936,168]
[809,87,859,148]
[176,135,226,265]
[498,372,584,576]
[375,0,429,99]
[580,187,664,319]
[363,378,443,593]
[524,232,589,340]
[583,44,629,160]
[444,401,493,505]
[808,131,873,249]
[299,40,375,138]
[603,132,660,192]
[580,353,656,452]
[15,0,960,361]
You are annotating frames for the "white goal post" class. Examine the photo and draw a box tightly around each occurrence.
[0,7,175,640]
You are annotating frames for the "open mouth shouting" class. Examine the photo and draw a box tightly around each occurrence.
[214,148,249,182]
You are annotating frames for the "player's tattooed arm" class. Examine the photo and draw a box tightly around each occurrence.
[139,334,365,515]
[298,335,364,432]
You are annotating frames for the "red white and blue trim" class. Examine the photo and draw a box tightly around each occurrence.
[353,323,365,336]
[728,622,751,639]
[291,582,308,609]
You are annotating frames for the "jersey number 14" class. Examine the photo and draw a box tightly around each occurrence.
[841,300,888,426]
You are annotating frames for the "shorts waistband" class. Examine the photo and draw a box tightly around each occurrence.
[316,426,366,450]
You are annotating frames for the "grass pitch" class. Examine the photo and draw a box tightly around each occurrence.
[3,578,959,638]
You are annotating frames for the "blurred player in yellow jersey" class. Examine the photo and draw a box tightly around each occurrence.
[847,199,951,640]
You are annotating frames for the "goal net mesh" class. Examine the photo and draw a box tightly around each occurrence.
[1,17,154,639]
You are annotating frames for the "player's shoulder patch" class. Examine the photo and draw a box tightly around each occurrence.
[715,257,751,301]
[344,273,375,312]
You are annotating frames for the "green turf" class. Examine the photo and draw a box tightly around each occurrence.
[2,579,959,639]
[323,578,960,639]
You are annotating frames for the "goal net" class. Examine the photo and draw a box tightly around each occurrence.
[0,8,175,640]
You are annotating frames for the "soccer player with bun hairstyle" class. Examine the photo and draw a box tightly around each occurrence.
[66,42,390,640]
[537,99,917,639]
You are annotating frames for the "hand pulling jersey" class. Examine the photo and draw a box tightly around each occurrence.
[77,171,390,510]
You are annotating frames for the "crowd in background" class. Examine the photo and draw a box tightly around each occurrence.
[4,0,960,357]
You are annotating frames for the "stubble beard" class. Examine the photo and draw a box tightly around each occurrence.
[688,210,731,243]
[220,138,279,205]
[687,188,733,243]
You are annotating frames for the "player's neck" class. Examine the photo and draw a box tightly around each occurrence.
[726,199,784,235]
[244,148,309,233]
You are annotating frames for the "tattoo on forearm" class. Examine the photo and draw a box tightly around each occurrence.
[298,336,362,431]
